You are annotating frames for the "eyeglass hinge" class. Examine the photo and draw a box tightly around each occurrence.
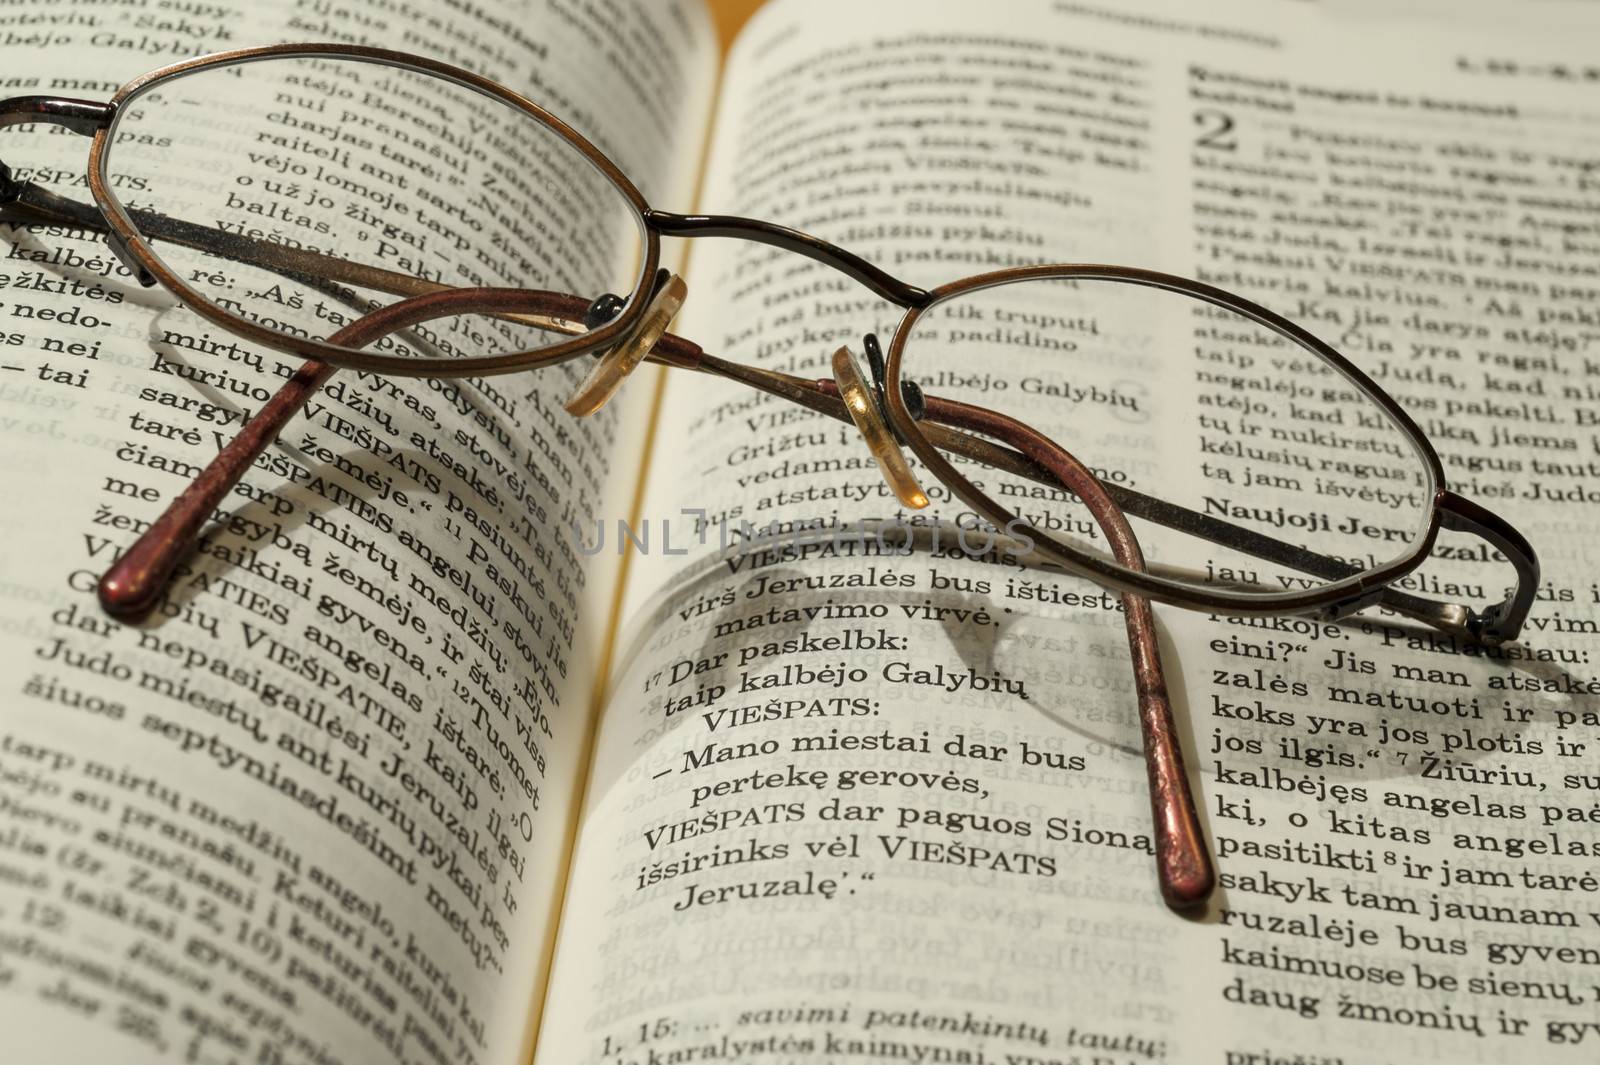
[104,226,157,288]
[0,97,115,136]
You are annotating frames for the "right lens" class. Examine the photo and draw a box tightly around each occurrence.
[900,273,1436,599]
[101,52,647,364]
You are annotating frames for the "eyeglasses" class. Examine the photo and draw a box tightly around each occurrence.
[0,44,1539,910]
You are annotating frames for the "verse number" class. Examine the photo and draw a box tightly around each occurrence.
[1194,109,1238,151]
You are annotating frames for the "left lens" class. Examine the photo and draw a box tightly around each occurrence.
[101,52,647,364]
[897,272,1436,600]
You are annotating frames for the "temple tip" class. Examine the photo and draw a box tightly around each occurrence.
[97,562,160,622]
[1160,857,1216,912]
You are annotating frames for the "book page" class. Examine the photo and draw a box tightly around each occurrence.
[0,2,714,1063]
[537,0,1600,1061]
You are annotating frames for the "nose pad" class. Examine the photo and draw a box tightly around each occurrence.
[832,344,928,509]
[105,226,158,287]
[564,272,687,416]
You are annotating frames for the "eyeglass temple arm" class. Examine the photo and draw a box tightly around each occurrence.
[96,286,616,621]
[4,175,443,302]
[700,354,1536,645]
[918,394,1212,910]
[1078,472,1538,646]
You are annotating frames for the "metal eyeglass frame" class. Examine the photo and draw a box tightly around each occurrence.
[0,44,1538,644]
[0,44,1543,909]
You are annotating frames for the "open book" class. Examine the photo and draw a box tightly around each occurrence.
[3,0,1599,1060]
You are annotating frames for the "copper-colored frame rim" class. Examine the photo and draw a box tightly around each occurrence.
[85,43,658,377]
[882,264,1450,617]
